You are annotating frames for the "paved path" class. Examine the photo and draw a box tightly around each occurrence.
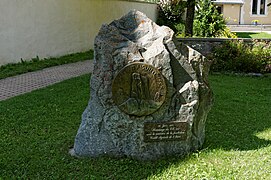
[0,60,93,101]
[227,25,271,33]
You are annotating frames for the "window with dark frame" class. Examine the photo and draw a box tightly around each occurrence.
[252,0,267,15]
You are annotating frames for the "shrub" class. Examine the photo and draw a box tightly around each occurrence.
[193,0,236,38]
[212,40,271,73]
[217,27,238,38]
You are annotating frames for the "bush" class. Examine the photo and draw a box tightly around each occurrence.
[212,40,271,73]
[193,0,236,38]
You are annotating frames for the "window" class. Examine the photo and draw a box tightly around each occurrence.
[252,0,258,14]
[260,0,266,14]
[252,0,267,15]
[216,6,223,14]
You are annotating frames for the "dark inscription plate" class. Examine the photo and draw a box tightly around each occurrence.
[144,122,187,142]
[112,62,167,116]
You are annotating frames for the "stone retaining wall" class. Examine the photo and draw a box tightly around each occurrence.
[177,38,271,58]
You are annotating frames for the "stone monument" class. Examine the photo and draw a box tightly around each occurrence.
[70,10,213,160]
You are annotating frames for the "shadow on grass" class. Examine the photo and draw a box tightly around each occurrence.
[235,32,258,38]
[204,74,271,151]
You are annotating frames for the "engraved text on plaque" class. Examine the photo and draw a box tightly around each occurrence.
[144,122,187,142]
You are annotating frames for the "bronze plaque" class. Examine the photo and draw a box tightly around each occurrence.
[144,122,187,142]
[112,62,167,116]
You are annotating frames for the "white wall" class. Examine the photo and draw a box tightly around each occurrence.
[0,0,158,65]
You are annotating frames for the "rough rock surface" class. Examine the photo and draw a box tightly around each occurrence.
[71,10,213,160]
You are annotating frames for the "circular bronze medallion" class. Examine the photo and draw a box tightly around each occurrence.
[112,62,167,116]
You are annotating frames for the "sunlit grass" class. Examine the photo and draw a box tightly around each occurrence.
[235,32,271,39]
[255,128,271,141]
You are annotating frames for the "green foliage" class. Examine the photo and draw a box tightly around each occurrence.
[0,50,93,79]
[156,0,236,37]
[1,74,271,179]
[218,27,237,38]
[212,40,271,73]
[193,0,236,38]
[174,23,186,37]
[156,0,186,32]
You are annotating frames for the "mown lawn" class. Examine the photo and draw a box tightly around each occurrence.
[235,32,271,39]
[0,74,271,179]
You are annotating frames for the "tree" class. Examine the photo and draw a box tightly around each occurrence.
[185,0,196,37]
[156,0,186,33]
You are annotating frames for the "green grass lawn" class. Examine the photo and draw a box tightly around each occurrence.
[1,74,271,179]
[235,32,271,39]
[0,50,93,80]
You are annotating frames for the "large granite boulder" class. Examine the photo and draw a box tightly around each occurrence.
[71,10,213,160]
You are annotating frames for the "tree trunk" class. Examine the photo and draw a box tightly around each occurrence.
[185,0,196,37]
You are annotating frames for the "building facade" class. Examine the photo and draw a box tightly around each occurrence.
[213,0,271,25]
